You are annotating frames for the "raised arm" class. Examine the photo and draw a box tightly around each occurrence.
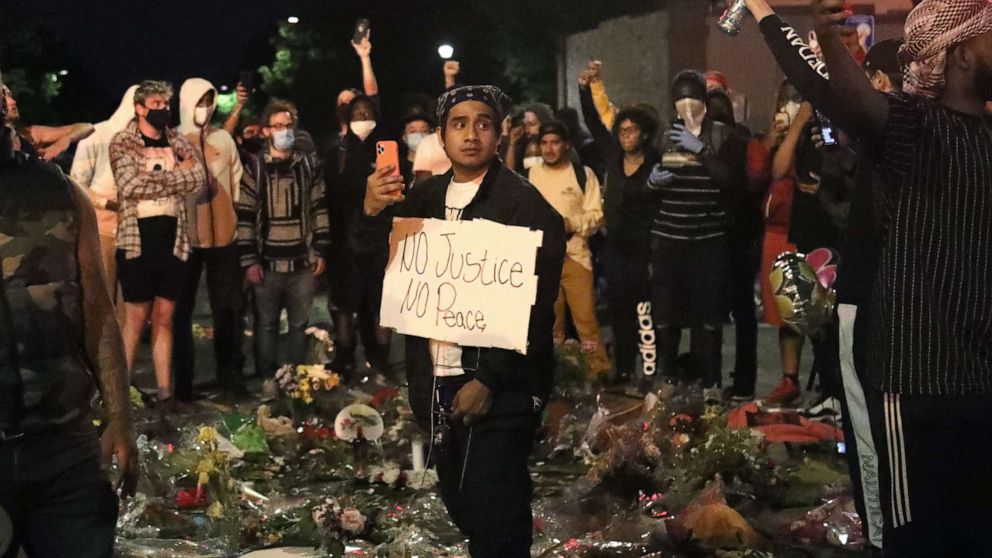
[352,36,379,97]
[579,77,613,156]
[444,61,460,91]
[223,83,250,136]
[811,0,888,136]
[773,102,814,180]
[586,63,618,131]
[70,179,138,498]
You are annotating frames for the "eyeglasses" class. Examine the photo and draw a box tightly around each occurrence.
[268,123,294,131]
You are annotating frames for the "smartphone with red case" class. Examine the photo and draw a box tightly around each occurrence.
[376,141,400,177]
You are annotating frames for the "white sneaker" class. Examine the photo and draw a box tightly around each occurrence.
[806,396,843,422]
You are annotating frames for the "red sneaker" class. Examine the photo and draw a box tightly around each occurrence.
[764,376,801,406]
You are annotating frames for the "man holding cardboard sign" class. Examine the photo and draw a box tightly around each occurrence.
[355,85,565,558]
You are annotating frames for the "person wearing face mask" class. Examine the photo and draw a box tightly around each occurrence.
[650,70,749,402]
[109,80,207,415]
[171,78,246,402]
[402,113,433,165]
[71,84,139,329]
[322,95,409,378]
[235,115,265,161]
[237,99,330,379]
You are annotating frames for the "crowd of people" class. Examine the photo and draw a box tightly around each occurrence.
[1,0,991,555]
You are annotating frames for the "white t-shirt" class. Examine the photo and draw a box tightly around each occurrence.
[412,133,452,176]
[136,145,180,218]
[430,173,484,377]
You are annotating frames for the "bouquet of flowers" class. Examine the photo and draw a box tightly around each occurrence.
[311,497,371,557]
[305,326,335,364]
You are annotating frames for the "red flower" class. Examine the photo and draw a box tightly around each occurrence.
[176,487,207,509]
[371,387,400,409]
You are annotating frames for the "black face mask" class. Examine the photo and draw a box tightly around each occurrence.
[144,107,171,131]
[242,135,266,154]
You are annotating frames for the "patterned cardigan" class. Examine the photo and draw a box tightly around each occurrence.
[109,120,206,261]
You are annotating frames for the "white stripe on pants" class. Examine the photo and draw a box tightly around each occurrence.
[883,392,912,528]
[837,303,885,547]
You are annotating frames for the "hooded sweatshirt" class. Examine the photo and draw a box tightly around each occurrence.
[178,78,243,248]
[70,85,138,236]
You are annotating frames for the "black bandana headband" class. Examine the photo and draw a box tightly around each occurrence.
[436,85,514,128]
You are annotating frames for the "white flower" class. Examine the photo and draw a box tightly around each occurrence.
[405,469,439,490]
[381,465,401,486]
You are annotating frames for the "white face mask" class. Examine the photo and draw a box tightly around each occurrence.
[194,106,211,128]
[783,101,802,125]
[272,128,295,151]
[350,120,377,141]
[674,98,707,135]
[523,156,543,170]
[405,132,425,151]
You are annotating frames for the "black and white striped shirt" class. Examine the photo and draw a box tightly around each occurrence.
[870,94,992,396]
[654,120,747,241]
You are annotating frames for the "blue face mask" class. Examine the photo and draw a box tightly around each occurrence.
[272,128,295,151]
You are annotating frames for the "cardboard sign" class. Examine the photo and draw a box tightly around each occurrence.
[380,218,543,354]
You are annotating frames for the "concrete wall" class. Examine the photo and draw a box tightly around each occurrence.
[560,3,911,134]
[563,10,672,119]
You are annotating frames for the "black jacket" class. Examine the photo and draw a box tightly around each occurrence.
[324,129,410,256]
[578,86,659,256]
[352,160,566,431]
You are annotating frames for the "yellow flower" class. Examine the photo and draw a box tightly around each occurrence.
[196,457,216,476]
[207,501,225,519]
[197,426,219,446]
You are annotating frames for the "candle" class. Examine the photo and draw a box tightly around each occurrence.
[411,439,425,471]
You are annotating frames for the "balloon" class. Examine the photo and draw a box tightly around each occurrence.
[769,251,837,335]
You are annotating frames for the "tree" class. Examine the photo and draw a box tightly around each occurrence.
[0,15,68,124]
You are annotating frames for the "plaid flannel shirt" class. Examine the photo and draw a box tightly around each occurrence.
[109,120,206,261]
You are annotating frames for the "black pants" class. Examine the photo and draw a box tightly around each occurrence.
[651,238,726,387]
[172,244,246,400]
[0,426,118,558]
[725,236,759,391]
[867,389,992,557]
[810,320,843,400]
[436,425,535,558]
[328,248,391,372]
[603,243,652,379]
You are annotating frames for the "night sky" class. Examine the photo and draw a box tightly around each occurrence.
[2,0,480,137]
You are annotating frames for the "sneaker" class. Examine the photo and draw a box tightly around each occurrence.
[763,376,801,406]
[703,386,724,405]
[806,396,843,422]
[723,384,756,403]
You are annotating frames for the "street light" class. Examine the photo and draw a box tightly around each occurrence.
[220,85,230,92]
[287,16,300,24]
[437,44,454,60]
[58,69,68,77]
